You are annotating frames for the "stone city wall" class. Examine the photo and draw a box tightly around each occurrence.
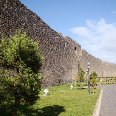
[1,0,116,86]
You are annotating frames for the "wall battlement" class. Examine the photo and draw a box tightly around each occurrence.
[1,0,116,86]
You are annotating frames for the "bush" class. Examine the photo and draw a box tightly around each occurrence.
[76,68,85,88]
[90,71,97,89]
[0,32,43,107]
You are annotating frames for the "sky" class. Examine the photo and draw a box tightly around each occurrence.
[20,0,116,64]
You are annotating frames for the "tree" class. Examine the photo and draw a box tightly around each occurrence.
[76,68,85,88]
[90,71,97,90]
[0,32,43,111]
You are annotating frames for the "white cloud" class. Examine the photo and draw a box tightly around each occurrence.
[71,27,91,38]
[70,18,116,63]
[112,11,116,14]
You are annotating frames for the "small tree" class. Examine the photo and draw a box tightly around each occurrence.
[0,32,43,112]
[76,68,85,88]
[90,71,97,90]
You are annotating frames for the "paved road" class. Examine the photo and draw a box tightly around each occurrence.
[99,85,116,116]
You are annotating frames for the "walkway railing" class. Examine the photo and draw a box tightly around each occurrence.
[99,77,116,84]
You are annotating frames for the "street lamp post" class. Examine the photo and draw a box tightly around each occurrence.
[87,62,91,95]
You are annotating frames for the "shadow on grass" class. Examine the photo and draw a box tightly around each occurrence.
[0,104,65,116]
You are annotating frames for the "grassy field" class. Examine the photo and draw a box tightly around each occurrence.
[1,84,100,116]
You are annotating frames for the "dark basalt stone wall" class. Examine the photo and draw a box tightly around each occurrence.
[1,0,116,86]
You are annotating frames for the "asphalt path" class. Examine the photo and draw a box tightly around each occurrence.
[99,85,116,116]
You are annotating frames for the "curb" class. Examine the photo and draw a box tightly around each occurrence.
[93,89,103,116]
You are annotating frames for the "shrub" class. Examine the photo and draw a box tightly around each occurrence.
[76,68,85,88]
[90,71,97,89]
[0,32,43,108]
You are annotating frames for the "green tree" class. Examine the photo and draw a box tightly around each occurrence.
[0,32,43,111]
[76,68,85,88]
[90,71,97,89]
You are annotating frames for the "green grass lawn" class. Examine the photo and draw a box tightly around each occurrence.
[28,84,100,116]
[0,84,100,116]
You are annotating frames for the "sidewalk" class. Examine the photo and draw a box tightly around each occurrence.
[99,85,116,116]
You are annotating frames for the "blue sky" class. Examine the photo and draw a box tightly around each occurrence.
[20,0,116,63]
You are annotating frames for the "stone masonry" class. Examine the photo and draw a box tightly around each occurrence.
[1,0,116,86]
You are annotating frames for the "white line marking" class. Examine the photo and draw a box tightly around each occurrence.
[93,89,103,116]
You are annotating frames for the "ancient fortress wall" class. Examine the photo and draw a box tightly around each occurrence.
[1,0,116,86]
